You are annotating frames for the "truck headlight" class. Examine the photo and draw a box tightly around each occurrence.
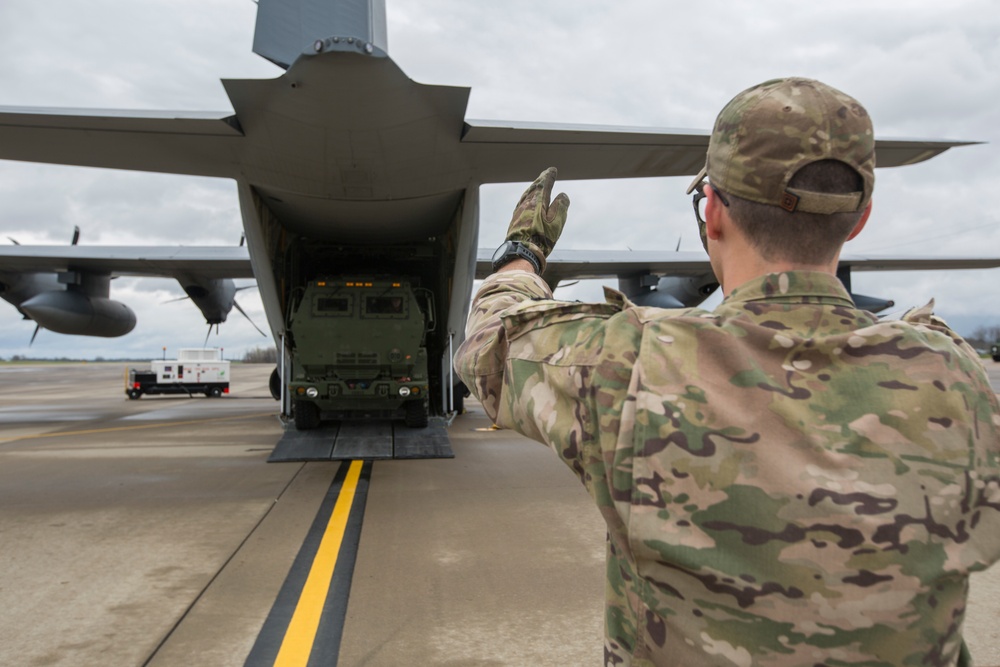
[306,387,319,398]
[398,387,411,397]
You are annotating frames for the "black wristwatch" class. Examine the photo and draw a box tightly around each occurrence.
[491,240,542,274]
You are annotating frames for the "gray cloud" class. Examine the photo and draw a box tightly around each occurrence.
[1,0,998,360]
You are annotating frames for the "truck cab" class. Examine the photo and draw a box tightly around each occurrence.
[286,277,434,429]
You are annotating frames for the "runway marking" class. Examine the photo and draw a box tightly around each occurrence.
[275,459,362,666]
[0,412,274,443]
[246,460,372,667]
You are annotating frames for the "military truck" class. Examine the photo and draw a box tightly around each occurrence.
[991,341,1000,363]
[285,277,434,430]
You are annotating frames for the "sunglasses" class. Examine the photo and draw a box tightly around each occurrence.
[690,181,729,251]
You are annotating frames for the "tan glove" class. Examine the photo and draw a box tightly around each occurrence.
[505,167,570,273]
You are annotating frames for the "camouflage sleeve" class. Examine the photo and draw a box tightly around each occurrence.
[454,270,634,439]
[454,270,555,421]
[455,270,645,507]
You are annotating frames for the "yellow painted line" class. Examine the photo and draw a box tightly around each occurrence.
[274,459,363,666]
[0,412,274,443]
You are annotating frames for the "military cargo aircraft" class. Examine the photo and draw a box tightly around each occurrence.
[1,0,997,435]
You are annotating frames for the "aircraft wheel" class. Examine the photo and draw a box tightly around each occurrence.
[404,401,428,429]
[453,381,469,414]
[209,387,223,398]
[294,400,321,430]
[269,367,281,400]
[128,389,141,400]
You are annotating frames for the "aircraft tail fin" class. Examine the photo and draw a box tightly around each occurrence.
[253,0,388,69]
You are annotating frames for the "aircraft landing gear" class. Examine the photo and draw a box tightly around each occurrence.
[269,367,281,400]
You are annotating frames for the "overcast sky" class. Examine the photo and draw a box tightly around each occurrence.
[1,0,998,360]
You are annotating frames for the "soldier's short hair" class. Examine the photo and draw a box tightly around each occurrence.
[724,159,866,264]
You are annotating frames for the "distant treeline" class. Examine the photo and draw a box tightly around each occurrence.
[242,346,278,363]
[966,326,1000,351]
[4,347,279,363]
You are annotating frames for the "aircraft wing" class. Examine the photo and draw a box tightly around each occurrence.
[462,119,979,184]
[475,249,712,282]
[0,107,243,177]
[838,254,1000,272]
[476,248,1000,282]
[0,246,254,279]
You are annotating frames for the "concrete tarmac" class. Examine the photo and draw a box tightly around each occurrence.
[0,361,998,666]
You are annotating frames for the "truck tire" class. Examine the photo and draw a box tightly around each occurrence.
[294,400,321,430]
[128,389,142,400]
[404,401,428,428]
[993,354,1000,363]
[208,386,223,398]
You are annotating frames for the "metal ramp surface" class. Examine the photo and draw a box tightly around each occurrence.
[268,419,453,462]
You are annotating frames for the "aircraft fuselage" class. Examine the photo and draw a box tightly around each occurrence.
[230,48,480,419]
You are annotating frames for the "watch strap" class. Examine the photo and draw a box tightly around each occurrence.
[492,240,542,274]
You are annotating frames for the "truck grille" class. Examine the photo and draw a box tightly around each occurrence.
[335,369,378,381]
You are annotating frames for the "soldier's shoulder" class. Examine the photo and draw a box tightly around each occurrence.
[900,299,951,329]
[886,300,991,373]
[500,288,714,342]
[500,296,624,331]
[898,300,973,347]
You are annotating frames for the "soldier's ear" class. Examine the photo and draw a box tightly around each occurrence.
[845,201,872,242]
[704,187,726,242]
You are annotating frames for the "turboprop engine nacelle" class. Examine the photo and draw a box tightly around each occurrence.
[182,279,237,325]
[620,274,720,309]
[19,290,137,337]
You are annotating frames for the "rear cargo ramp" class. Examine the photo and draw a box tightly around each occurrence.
[268,419,452,461]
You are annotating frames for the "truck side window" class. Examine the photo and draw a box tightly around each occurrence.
[313,295,353,317]
[364,296,406,318]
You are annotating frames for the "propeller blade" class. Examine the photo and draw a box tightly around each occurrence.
[71,226,80,246]
[162,295,191,304]
[7,237,19,245]
[233,299,267,337]
[29,323,41,346]
[239,232,246,247]
[204,324,212,348]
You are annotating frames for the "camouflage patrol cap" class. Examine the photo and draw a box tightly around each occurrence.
[686,77,875,214]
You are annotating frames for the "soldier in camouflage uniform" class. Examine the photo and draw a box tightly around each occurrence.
[454,78,1000,666]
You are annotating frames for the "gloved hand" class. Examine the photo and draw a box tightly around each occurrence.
[505,167,570,273]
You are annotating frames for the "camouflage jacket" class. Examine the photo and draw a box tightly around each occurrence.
[454,269,1000,667]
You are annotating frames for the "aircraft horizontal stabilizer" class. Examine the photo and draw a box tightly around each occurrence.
[0,107,242,177]
[463,119,979,185]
